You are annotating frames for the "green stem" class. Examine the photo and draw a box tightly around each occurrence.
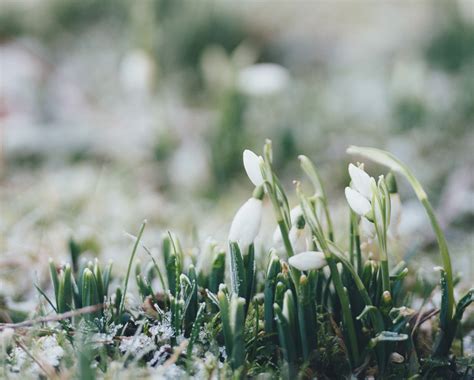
[299,191,359,366]
[277,220,301,289]
[380,259,390,295]
[327,257,359,365]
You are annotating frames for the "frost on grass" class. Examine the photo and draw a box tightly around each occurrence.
[9,335,65,375]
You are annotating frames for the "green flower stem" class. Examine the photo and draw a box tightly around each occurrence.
[350,212,362,274]
[120,220,147,315]
[299,190,359,366]
[328,241,387,372]
[299,155,335,241]
[348,146,454,320]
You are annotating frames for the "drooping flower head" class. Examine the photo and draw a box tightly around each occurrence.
[345,163,375,218]
[228,194,263,250]
[288,251,327,271]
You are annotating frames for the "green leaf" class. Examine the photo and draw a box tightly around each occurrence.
[264,253,281,334]
[209,250,225,293]
[454,288,474,322]
[230,296,246,370]
[218,290,233,359]
[93,260,104,303]
[244,244,255,306]
[229,241,246,298]
[186,303,206,358]
[49,259,60,308]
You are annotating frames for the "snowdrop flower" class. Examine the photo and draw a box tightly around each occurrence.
[229,196,263,249]
[288,225,309,254]
[348,163,373,199]
[345,187,372,216]
[288,251,327,271]
[272,205,304,247]
[243,149,264,187]
[345,163,376,217]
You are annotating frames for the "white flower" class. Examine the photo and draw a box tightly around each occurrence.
[360,217,376,240]
[348,163,373,199]
[229,197,262,248]
[288,251,327,271]
[345,187,372,216]
[272,205,304,248]
[289,226,309,254]
[243,149,264,187]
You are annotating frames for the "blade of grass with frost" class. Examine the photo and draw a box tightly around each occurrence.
[209,250,225,293]
[141,243,167,292]
[35,284,57,313]
[218,289,233,360]
[93,260,104,303]
[244,244,255,306]
[102,262,113,298]
[58,264,73,313]
[230,296,246,370]
[229,242,246,298]
[49,259,59,308]
[186,265,198,325]
[297,274,317,360]
[168,232,184,292]
[274,303,296,376]
[120,220,147,315]
[186,302,206,359]
[162,234,178,296]
[347,146,454,321]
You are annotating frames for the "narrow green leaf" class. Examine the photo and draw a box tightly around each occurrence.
[218,290,233,359]
[264,253,282,334]
[209,250,225,293]
[229,241,246,298]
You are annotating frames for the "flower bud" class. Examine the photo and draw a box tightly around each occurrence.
[385,172,398,194]
[229,197,263,249]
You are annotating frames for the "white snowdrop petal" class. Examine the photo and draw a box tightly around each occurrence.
[288,251,327,271]
[289,226,307,254]
[272,225,283,247]
[388,193,402,238]
[290,205,303,225]
[360,217,376,239]
[229,198,262,248]
[349,163,373,199]
[243,149,264,187]
[345,187,372,216]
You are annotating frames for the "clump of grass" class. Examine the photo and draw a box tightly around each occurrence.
[0,140,472,379]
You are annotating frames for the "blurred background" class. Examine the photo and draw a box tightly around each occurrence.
[0,1,473,303]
